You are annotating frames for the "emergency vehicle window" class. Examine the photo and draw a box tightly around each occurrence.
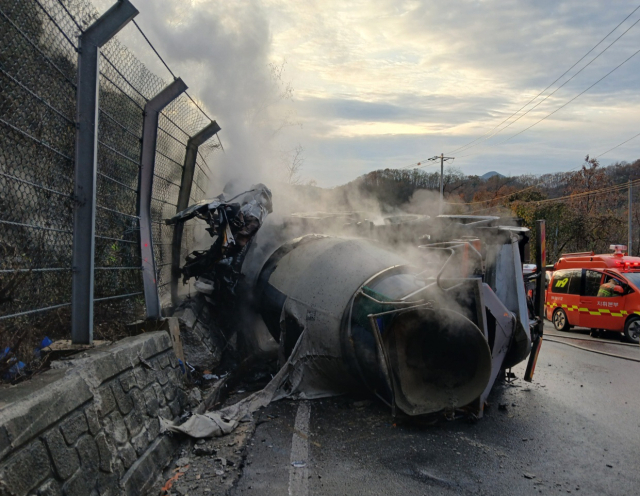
[567,269,581,294]
[604,275,621,285]
[551,270,570,294]
[604,275,625,294]
[584,270,603,297]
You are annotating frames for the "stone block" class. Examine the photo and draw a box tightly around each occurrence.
[175,307,197,328]
[119,371,137,393]
[124,410,144,438]
[118,443,136,470]
[0,372,91,459]
[0,426,11,461]
[163,384,177,402]
[76,435,100,473]
[168,353,178,369]
[169,398,182,418]
[84,407,100,436]
[95,386,117,419]
[166,367,183,386]
[133,367,154,389]
[180,320,221,372]
[110,382,133,416]
[96,472,119,496]
[69,332,172,385]
[155,367,169,386]
[43,428,80,480]
[113,458,125,479]
[129,388,146,415]
[176,388,187,409]
[103,411,128,446]
[60,412,88,446]
[157,406,172,421]
[152,383,166,407]
[36,478,63,496]
[121,436,180,496]
[146,418,160,440]
[0,440,50,495]
[142,388,159,417]
[157,354,170,370]
[94,432,115,474]
[61,469,97,496]
[130,428,151,456]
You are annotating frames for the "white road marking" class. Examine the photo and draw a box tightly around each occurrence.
[288,402,310,496]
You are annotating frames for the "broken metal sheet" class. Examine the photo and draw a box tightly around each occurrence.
[160,328,312,438]
[170,184,273,292]
[166,184,273,226]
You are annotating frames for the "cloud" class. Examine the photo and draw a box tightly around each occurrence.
[97,0,640,187]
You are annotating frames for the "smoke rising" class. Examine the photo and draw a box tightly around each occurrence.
[93,0,300,192]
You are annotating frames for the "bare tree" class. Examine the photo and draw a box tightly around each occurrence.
[286,145,304,185]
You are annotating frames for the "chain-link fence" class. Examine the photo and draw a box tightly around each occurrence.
[0,0,219,368]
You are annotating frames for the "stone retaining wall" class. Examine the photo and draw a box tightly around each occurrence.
[0,332,186,496]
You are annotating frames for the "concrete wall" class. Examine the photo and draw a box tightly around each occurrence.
[0,332,186,496]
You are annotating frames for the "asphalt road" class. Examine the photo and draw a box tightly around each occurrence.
[230,323,640,496]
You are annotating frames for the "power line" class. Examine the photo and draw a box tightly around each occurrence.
[465,177,640,214]
[403,157,456,171]
[492,47,640,147]
[452,13,640,156]
[400,158,440,170]
[446,183,540,205]
[595,131,640,159]
[447,3,640,156]
[532,178,640,204]
[455,45,640,160]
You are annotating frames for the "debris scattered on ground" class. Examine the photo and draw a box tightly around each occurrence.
[194,445,217,457]
[157,414,256,496]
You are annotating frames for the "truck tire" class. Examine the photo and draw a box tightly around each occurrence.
[623,316,640,344]
[552,308,570,332]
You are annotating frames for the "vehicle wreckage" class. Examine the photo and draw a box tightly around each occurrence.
[164,189,545,436]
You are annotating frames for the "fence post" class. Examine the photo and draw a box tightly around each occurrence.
[171,121,221,307]
[139,78,187,320]
[72,0,138,345]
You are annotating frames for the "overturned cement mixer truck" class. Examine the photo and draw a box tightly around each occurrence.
[170,190,545,420]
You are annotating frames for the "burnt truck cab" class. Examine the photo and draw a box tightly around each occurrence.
[545,245,640,343]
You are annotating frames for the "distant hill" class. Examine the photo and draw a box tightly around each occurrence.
[328,158,640,211]
[481,171,506,180]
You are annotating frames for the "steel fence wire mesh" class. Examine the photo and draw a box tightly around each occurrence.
[0,0,77,348]
[0,0,220,369]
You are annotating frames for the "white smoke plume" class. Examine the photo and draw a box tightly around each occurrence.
[95,0,299,193]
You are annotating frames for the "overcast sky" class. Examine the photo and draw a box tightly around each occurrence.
[98,0,640,187]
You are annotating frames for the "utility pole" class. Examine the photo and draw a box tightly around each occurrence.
[629,180,633,255]
[428,153,455,214]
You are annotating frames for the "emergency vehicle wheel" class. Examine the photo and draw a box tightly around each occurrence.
[552,308,569,332]
[623,316,640,344]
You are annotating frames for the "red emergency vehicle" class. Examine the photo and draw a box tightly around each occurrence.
[545,245,640,343]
